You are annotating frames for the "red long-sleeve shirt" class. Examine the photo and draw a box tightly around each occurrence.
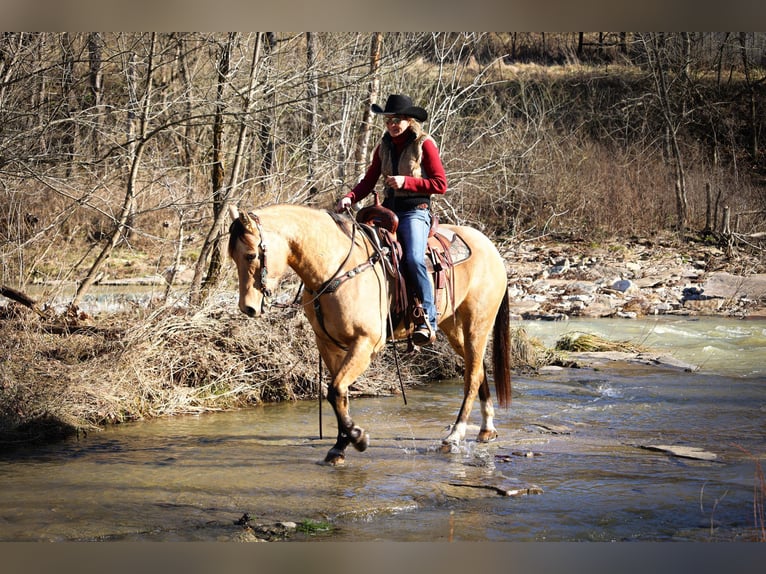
[345,132,447,204]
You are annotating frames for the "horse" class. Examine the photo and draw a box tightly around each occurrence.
[227,203,511,466]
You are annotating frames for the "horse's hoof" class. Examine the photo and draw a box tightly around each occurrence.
[477,430,498,443]
[323,450,346,466]
[440,441,460,454]
[351,429,369,452]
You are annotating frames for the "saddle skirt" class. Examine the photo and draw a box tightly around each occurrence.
[356,201,471,272]
[426,227,471,273]
[357,205,471,327]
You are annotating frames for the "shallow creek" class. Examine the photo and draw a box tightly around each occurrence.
[1,316,764,541]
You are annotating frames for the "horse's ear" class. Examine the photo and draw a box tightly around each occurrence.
[239,210,256,234]
[228,204,240,222]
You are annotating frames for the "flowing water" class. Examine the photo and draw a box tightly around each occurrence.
[1,316,764,542]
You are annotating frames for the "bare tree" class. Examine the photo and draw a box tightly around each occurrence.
[86,32,103,159]
[640,32,690,231]
[353,32,383,179]
[739,32,760,159]
[72,33,158,308]
[306,32,319,187]
[190,32,237,305]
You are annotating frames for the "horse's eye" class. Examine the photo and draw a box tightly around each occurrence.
[245,253,258,263]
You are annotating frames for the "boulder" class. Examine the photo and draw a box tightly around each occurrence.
[701,272,766,300]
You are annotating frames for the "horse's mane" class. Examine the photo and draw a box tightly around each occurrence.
[327,210,354,240]
[228,208,354,260]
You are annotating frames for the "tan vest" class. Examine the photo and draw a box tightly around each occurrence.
[378,131,433,207]
[378,132,430,180]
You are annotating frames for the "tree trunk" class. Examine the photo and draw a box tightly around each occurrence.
[306,32,319,187]
[739,33,759,159]
[60,32,76,178]
[353,32,383,179]
[190,32,236,305]
[257,33,277,179]
[87,32,103,159]
[645,33,689,231]
[124,48,139,241]
[197,33,263,301]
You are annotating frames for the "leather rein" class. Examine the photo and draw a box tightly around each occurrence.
[244,209,407,417]
[246,211,383,351]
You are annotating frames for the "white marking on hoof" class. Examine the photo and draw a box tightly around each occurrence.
[443,421,467,447]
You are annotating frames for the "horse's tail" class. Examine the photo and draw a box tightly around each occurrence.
[492,287,512,408]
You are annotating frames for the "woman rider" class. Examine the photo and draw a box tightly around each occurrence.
[336,94,447,345]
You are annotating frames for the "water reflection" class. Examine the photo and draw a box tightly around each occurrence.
[0,317,764,541]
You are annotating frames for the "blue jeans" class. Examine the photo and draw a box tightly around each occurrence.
[396,208,437,330]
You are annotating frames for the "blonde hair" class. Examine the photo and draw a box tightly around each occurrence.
[408,119,423,137]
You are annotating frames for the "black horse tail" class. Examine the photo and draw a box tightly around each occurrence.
[492,287,512,408]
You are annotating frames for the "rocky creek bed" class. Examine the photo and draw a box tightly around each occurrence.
[497,235,766,320]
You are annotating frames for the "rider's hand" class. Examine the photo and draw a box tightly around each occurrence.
[385,175,405,190]
[336,196,352,213]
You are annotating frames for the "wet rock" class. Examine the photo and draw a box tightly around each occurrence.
[449,478,544,497]
[510,451,543,458]
[565,351,697,371]
[616,311,638,319]
[638,444,718,461]
[528,422,571,435]
[524,312,569,321]
[233,514,301,541]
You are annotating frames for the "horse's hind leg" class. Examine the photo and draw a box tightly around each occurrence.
[441,361,490,450]
[441,318,496,450]
[476,375,498,442]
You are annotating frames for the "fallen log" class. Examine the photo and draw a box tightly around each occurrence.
[0,284,45,317]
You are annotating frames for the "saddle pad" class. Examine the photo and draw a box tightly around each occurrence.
[426,229,472,272]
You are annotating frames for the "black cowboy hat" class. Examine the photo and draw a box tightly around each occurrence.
[371,94,428,122]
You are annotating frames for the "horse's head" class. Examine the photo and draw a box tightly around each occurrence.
[228,205,271,317]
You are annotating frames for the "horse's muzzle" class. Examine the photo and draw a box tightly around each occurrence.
[241,305,258,317]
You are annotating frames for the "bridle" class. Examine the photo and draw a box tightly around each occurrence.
[238,209,379,348]
[236,208,407,411]
[240,211,272,314]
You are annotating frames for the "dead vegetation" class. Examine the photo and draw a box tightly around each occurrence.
[554,332,648,354]
[1,285,575,448]
[0,292,458,447]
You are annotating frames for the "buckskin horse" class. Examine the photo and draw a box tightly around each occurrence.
[228,203,511,465]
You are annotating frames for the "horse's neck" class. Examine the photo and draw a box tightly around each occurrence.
[265,207,353,290]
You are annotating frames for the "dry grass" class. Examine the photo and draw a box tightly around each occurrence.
[1,293,567,448]
[554,331,648,353]
[0,296,454,446]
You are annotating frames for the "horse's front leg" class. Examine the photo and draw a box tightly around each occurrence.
[325,384,369,465]
[322,341,374,466]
